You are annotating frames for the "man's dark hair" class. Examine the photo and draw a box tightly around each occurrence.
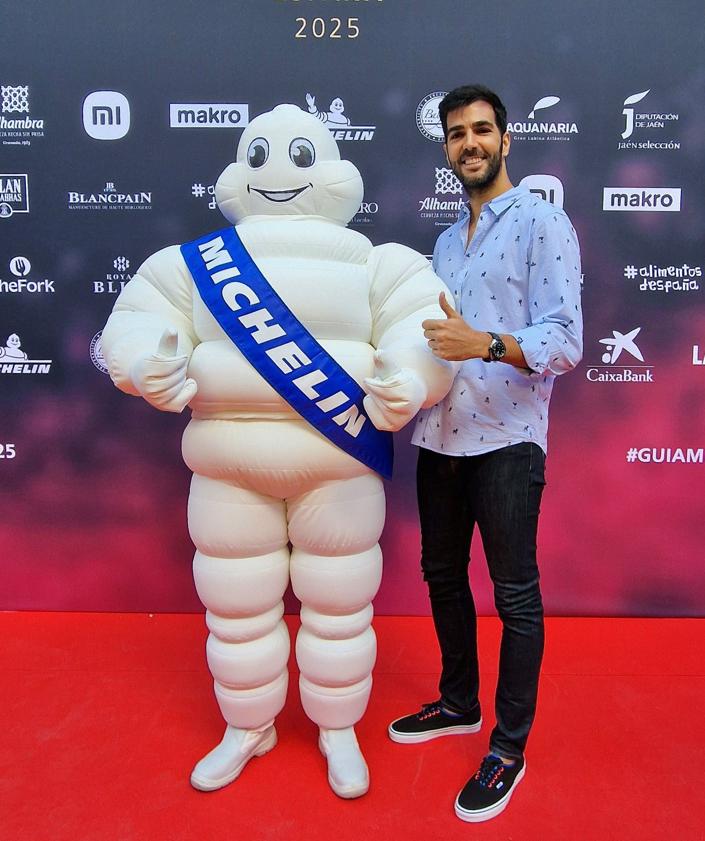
[438,85,508,139]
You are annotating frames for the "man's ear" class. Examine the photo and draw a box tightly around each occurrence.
[443,142,450,166]
[502,131,511,159]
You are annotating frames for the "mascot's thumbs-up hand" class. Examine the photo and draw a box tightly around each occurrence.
[129,327,198,413]
[363,349,428,432]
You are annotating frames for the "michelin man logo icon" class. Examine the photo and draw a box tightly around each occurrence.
[0,333,28,360]
[305,93,351,126]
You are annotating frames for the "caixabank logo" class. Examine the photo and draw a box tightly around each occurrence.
[507,96,578,142]
[585,326,653,383]
[0,332,52,374]
[302,93,375,141]
[68,180,152,211]
[0,174,29,218]
[1,84,45,146]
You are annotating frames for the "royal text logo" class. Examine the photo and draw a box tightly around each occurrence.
[602,187,681,212]
[92,255,133,294]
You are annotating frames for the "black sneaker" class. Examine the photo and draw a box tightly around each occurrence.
[454,753,526,822]
[388,700,482,744]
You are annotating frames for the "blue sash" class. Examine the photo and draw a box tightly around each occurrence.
[180,227,393,479]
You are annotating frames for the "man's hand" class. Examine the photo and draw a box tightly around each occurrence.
[422,292,491,361]
[130,327,198,413]
[363,350,428,432]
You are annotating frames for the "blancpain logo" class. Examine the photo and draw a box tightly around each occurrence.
[619,89,679,149]
[1,256,55,294]
[0,173,29,217]
[170,103,249,128]
[586,327,653,383]
[68,181,152,211]
[603,187,681,212]
[507,96,578,142]
[93,255,133,294]
[519,174,565,209]
[1,84,45,145]
[304,93,375,141]
[0,332,52,374]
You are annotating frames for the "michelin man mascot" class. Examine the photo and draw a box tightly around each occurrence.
[102,104,455,799]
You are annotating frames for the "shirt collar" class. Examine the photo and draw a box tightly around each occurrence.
[458,185,529,223]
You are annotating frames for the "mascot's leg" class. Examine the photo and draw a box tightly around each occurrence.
[187,473,291,791]
[288,472,385,798]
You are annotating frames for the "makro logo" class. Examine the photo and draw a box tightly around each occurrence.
[1,84,45,145]
[93,255,133,294]
[603,187,681,212]
[416,92,447,142]
[68,180,152,211]
[0,332,52,374]
[0,174,29,218]
[619,89,679,149]
[304,92,376,141]
[519,174,564,208]
[623,262,701,293]
[586,327,653,382]
[82,91,130,140]
[170,103,248,128]
[1,256,55,294]
[418,167,463,227]
[507,96,578,142]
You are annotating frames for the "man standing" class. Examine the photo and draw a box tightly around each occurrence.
[388,85,583,822]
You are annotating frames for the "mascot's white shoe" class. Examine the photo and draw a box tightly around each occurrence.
[190,724,277,791]
[318,727,369,799]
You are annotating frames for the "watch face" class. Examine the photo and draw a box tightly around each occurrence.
[490,335,506,360]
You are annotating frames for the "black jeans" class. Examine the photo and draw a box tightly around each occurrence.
[417,442,546,760]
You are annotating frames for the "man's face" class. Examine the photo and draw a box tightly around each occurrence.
[443,100,509,192]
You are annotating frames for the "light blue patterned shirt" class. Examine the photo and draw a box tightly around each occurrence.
[412,185,583,456]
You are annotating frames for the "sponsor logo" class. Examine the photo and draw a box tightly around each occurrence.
[170,103,248,128]
[0,173,29,217]
[619,89,679,149]
[602,187,681,212]
[0,442,16,459]
[586,327,653,382]
[0,332,52,374]
[626,447,703,464]
[1,84,45,145]
[1,256,54,293]
[507,96,578,142]
[82,91,130,140]
[417,166,464,228]
[352,200,380,226]
[519,174,565,208]
[68,180,152,211]
[303,92,375,141]
[623,262,701,293]
[693,345,705,366]
[93,255,133,294]
[191,181,217,210]
[416,91,447,142]
[90,331,108,374]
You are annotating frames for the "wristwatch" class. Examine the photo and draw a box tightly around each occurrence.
[486,331,507,362]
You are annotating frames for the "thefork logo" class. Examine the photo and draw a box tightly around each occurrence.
[82,91,130,140]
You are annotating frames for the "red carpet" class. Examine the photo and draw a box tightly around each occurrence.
[1,614,703,841]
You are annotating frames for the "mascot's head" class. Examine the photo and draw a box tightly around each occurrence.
[215,104,363,226]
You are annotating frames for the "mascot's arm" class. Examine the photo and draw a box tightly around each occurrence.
[364,244,457,432]
[102,245,199,412]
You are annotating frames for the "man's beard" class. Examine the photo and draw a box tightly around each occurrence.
[452,148,502,193]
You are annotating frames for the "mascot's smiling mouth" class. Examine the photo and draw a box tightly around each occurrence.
[248,184,312,203]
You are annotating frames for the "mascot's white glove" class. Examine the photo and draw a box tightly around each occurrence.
[363,349,428,432]
[129,327,198,413]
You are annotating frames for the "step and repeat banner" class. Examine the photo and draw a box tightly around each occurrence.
[2,1,704,615]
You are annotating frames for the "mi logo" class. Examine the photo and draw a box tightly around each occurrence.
[519,174,565,209]
[82,91,130,140]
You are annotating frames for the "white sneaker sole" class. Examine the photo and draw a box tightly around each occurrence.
[388,718,482,744]
[190,727,278,792]
[454,762,526,823]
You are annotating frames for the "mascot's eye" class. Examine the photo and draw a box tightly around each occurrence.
[247,138,269,168]
[289,138,315,168]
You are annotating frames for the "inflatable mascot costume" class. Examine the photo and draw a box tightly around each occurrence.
[102,104,455,799]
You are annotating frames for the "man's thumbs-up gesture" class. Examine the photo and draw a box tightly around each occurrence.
[422,292,493,362]
[129,327,198,413]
